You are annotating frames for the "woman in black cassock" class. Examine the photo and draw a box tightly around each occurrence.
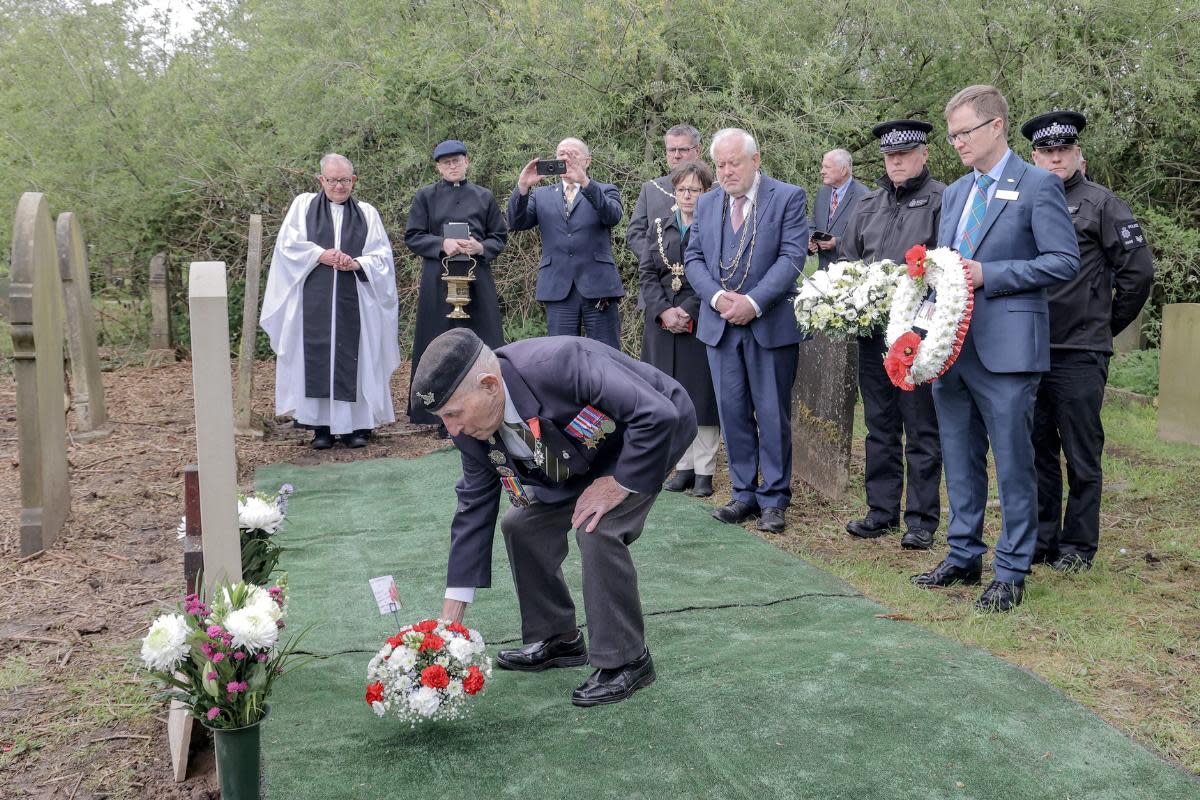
[404,140,508,428]
[638,160,721,497]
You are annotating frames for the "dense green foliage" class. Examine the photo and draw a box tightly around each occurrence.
[2,0,1198,355]
[1109,348,1160,396]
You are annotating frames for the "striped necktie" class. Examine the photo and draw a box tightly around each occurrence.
[829,188,840,218]
[959,174,995,259]
[505,421,570,482]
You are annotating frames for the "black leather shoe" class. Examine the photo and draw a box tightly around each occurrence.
[910,558,983,588]
[756,507,786,533]
[496,630,588,672]
[901,528,935,550]
[845,515,899,539]
[311,427,334,450]
[690,475,713,498]
[1051,553,1091,573]
[712,500,759,525]
[974,580,1025,612]
[664,469,695,492]
[570,649,655,707]
[342,429,369,448]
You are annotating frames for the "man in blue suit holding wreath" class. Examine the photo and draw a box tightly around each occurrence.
[911,85,1080,612]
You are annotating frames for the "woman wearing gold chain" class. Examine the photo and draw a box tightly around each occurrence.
[638,161,722,498]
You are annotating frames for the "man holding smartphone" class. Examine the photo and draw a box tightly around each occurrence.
[509,138,625,349]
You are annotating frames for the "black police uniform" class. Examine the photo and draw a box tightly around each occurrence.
[839,120,945,545]
[1020,113,1155,567]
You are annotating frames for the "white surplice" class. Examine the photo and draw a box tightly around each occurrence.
[260,193,400,434]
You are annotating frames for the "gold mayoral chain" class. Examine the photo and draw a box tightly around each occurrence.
[719,197,758,292]
[655,217,687,293]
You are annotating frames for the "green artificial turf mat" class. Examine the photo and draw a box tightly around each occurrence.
[255,452,1198,799]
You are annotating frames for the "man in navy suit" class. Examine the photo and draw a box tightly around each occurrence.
[808,149,869,269]
[911,85,1080,612]
[413,329,696,706]
[509,138,624,348]
[684,128,809,534]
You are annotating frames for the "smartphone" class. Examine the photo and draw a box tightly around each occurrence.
[812,230,833,242]
[443,222,471,262]
[536,159,568,176]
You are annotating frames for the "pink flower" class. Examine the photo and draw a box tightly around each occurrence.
[206,707,220,721]
[233,651,246,661]
[212,652,225,663]
[206,671,217,681]
[206,625,224,639]
[226,680,248,695]
[256,652,269,663]
[200,643,214,658]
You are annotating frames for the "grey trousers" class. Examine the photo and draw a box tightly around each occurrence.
[501,488,657,668]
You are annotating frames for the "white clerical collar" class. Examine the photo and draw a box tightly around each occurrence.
[728,172,762,210]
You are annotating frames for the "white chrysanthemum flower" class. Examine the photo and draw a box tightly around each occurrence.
[447,637,474,664]
[141,613,191,672]
[409,687,441,717]
[390,647,417,671]
[223,605,280,652]
[238,496,284,534]
[446,679,464,698]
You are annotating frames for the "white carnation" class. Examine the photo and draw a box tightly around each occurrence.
[389,646,417,671]
[447,637,474,664]
[371,700,387,717]
[446,679,464,698]
[141,613,191,672]
[224,605,280,652]
[409,686,441,717]
[238,496,284,534]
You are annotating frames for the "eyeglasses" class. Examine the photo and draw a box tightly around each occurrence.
[321,176,354,187]
[667,146,698,156]
[945,118,998,146]
[674,186,704,196]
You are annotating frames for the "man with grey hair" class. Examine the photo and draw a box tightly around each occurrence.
[626,124,704,281]
[261,153,399,449]
[809,148,869,269]
[684,128,809,533]
[510,137,624,348]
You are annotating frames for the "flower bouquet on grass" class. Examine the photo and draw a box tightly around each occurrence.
[140,576,309,729]
[884,244,974,390]
[365,619,491,725]
[793,259,903,341]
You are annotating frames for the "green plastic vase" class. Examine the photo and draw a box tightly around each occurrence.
[206,706,269,799]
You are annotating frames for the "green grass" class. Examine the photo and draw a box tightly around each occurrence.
[1109,349,1160,396]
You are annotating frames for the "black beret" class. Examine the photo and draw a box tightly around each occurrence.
[433,140,468,161]
[871,120,933,153]
[409,329,484,412]
[1020,111,1087,149]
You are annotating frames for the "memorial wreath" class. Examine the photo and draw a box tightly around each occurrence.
[793,258,903,341]
[883,244,974,390]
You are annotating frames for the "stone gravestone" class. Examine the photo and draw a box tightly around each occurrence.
[8,193,72,555]
[234,214,264,438]
[146,251,175,367]
[56,212,110,441]
[791,334,858,500]
[1113,309,1146,354]
[1157,303,1200,446]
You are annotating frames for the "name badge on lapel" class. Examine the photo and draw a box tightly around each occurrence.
[995,189,1020,201]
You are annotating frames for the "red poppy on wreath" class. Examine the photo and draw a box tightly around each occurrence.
[365,682,385,705]
[420,664,450,689]
[884,332,922,390]
[905,244,927,280]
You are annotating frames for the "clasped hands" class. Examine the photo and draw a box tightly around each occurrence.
[659,307,691,334]
[443,237,485,257]
[715,291,757,325]
[319,248,360,271]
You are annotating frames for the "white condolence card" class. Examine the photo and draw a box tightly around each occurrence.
[368,575,403,615]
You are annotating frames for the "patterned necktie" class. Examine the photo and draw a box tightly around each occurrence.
[564,183,577,211]
[505,421,570,482]
[829,188,840,219]
[732,195,748,232]
[959,173,995,259]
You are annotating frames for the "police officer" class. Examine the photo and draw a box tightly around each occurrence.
[1021,111,1154,572]
[840,120,945,550]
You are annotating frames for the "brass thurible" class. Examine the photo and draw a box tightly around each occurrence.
[441,256,477,319]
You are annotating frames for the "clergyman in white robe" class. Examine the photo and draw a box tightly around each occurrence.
[260,187,400,438]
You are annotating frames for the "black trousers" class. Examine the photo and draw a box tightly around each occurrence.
[1034,349,1109,562]
[857,332,942,531]
[545,285,620,350]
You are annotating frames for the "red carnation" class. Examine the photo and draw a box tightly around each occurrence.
[365,682,385,705]
[412,620,438,634]
[446,622,471,637]
[905,244,927,280]
[420,664,450,689]
[386,632,407,648]
[463,666,486,695]
[418,632,445,652]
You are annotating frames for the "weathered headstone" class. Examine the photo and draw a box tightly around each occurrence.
[8,193,71,555]
[56,212,110,441]
[146,251,175,366]
[171,464,204,782]
[791,335,858,500]
[1113,309,1146,354]
[188,261,243,589]
[1157,303,1200,446]
[235,214,265,438]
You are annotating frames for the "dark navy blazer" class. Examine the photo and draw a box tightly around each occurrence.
[811,178,869,269]
[508,181,625,302]
[446,336,696,589]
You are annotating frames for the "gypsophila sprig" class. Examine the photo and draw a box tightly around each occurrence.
[365,619,491,726]
[139,575,311,729]
[793,259,903,341]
